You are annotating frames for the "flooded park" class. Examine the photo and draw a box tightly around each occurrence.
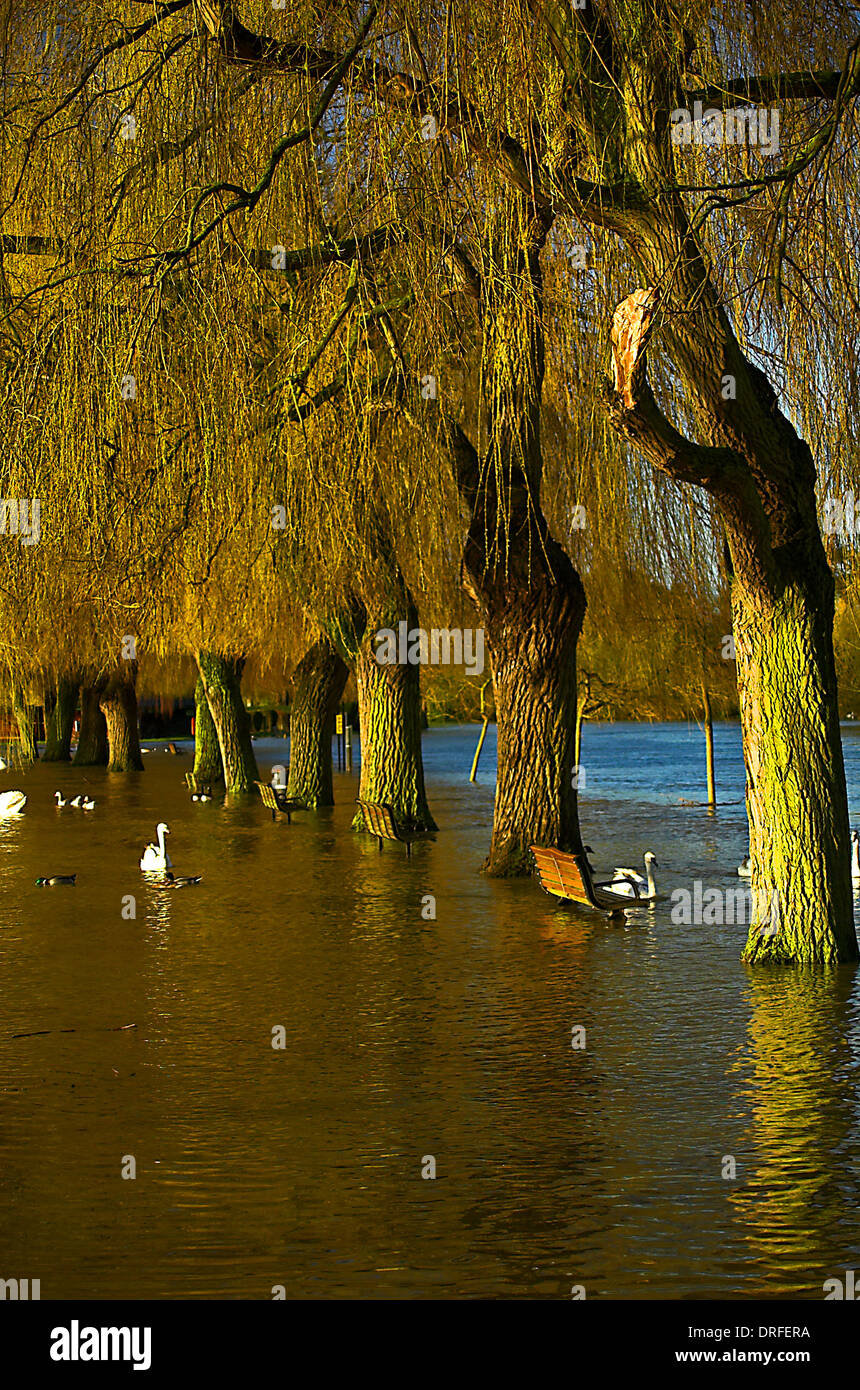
[3,723,860,1299]
[3,0,860,1347]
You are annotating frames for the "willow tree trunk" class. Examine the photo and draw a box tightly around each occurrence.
[11,684,38,761]
[196,651,258,794]
[100,667,144,772]
[352,597,436,832]
[74,683,108,766]
[192,675,224,783]
[702,683,716,808]
[466,539,586,877]
[608,290,858,964]
[43,676,78,761]
[442,199,586,875]
[737,562,855,964]
[287,638,349,807]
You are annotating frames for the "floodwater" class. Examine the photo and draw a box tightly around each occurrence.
[1,720,860,1300]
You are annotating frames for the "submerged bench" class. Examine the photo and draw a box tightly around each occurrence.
[357,800,427,858]
[531,845,637,918]
[255,781,305,823]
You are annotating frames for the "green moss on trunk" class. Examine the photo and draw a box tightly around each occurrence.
[351,597,436,832]
[192,675,224,782]
[738,570,858,965]
[196,651,258,794]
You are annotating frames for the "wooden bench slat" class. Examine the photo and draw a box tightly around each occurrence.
[357,800,427,857]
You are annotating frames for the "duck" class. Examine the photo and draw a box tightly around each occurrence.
[140,822,172,871]
[82,797,96,811]
[157,871,202,888]
[54,791,68,808]
[0,790,27,816]
[70,795,83,808]
[35,874,76,886]
[737,856,752,878]
[611,852,659,900]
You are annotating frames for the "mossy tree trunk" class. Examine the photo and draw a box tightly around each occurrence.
[348,592,436,833]
[287,637,349,807]
[192,674,224,783]
[735,565,854,963]
[606,284,857,964]
[74,681,108,766]
[100,665,144,772]
[196,651,259,793]
[11,683,38,761]
[43,675,79,762]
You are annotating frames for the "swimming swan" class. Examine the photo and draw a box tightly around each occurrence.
[0,790,27,816]
[140,822,172,871]
[611,852,659,900]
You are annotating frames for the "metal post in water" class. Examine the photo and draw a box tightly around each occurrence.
[345,723,353,773]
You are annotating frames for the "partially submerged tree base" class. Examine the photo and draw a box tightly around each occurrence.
[287,637,348,808]
[73,683,108,766]
[192,675,225,784]
[197,651,258,794]
[100,666,144,772]
[43,676,79,762]
[350,596,436,833]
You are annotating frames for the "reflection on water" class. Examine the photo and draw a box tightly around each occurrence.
[1,724,859,1298]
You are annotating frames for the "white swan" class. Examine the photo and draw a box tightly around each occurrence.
[55,791,68,808]
[0,789,27,816]
[70,795,83,808]
[140,822,172,871]
[0,757,6,770]
[737,856,751,878]
[612,852,659,900]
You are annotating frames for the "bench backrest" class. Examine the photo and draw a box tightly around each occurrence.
[531,846,590,901]
[255,781,283,811]
[358,800,400,840]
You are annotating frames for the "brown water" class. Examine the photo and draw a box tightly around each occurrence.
[2,727,860,1299]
